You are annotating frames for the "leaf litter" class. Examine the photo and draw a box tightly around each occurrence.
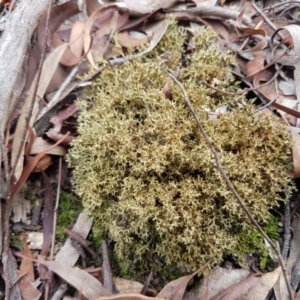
[1,0,300,299]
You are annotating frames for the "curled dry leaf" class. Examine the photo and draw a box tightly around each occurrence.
[11,132,70,198]
[137,19,168,56]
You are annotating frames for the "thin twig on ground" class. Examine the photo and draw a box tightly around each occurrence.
[64,229,102,264]
[102,240,113,293]
[282,201,291,260]
[161,67,294,300]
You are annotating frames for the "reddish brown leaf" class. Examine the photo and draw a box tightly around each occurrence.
[19,234,35,282]
[246,54,265,81]
[11,132,70,198]
[17,271,40,300]
[86,0,103,16]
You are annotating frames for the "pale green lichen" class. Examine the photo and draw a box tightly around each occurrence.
[68,20,294,273]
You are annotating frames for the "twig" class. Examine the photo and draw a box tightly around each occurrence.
[50,156,62,261]
[252,1,284,39]
[186,4,253,26]
[141,271,152,295]
[282,201,291,260]
[291,253,300,291]
[161,67,294,300]
[102,240,113,293]
[200,73,278,96]
[255,96,278,112]
[64,228,102,264]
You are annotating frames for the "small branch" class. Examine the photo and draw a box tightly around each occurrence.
[102,240,113,293]
[252,1,284,39]
[161,67,294,300]
[282,201,291,260]
[64,228,102,264]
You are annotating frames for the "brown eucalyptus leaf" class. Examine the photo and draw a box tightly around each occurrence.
[17,271,40,300]
[19,233,35,282]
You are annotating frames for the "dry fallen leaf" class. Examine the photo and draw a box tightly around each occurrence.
[16,270,41,300]
[19,233,35,282]
[185,266,251,300]
[239,267,282,300]
[38,259,112,299]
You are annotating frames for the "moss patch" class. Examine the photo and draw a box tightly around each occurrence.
[68,21,294,275]
[56,191,83,242]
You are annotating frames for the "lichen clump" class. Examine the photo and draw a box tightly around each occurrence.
[68,22,293,272]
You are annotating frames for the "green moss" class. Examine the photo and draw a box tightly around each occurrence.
[56,191,83,242]
[68,20,294,275]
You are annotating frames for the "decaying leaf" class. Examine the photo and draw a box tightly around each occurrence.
[38,259,112,299]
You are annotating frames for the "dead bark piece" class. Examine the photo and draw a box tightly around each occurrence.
[0,0,49,135]
[0,1,49,298]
